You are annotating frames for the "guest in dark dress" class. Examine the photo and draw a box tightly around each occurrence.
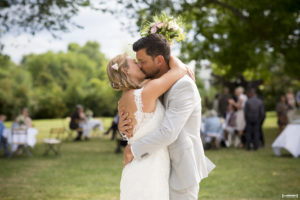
[218,87,231,118]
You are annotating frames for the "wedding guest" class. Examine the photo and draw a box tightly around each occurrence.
[114,127,128,154]
[223,103,237,147]
[286,89,296,110]
[276,95,288,135]
[244,88,265,151]
[286,89,297,123]
[218,87,231,118]
[22,108,32,127]
[229,86,247,148]
[70,105,85,141]
[296,90,300,107]
[213,94,220,115]
[0,115,9,157]
[202,110,223,149]
[11,116,19,129]
[104,113,119,140]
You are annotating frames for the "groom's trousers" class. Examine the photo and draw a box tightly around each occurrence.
[170,184,199,200]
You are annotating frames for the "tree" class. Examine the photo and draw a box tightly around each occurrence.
[0,0,98,41]
[0,57,32,119]
[105,0,300,80]
[18,41,117,118]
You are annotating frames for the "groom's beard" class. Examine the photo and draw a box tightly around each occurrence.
[143,69,160,79]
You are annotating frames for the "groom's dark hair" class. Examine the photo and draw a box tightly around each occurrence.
[133,34,170,63]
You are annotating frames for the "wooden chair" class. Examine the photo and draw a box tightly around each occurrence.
[10,127,32,157]
[43,127,65,155]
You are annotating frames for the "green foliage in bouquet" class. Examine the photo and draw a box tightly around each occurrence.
[17,115,26,126]
[140,13,186,44]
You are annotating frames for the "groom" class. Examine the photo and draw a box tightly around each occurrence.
[119,33,212,200]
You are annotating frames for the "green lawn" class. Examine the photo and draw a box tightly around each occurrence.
[0,113,299,200]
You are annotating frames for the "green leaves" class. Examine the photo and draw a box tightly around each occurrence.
[116,0,300,80]
[0,41,117,119]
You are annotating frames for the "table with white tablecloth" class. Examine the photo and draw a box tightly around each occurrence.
[3,128,38,152]
[81,119,104,137]
[272,123,300,158]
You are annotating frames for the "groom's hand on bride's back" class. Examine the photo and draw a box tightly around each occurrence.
[118,110,133,138]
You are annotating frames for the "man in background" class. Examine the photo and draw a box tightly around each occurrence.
[244,88,265,151]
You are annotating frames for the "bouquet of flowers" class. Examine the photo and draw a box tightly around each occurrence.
[140,13,186,44]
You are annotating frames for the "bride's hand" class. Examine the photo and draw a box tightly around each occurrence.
[169,56,195,81]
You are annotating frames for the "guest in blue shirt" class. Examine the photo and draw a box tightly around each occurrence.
[203,110,223,149]
[0,115,9,157]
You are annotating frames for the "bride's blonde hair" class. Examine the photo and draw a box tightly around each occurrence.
[106,53,141,90]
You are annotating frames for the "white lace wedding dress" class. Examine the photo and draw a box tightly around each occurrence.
[120,88,170,200]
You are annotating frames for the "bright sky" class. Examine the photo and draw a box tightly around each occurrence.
[1,6,140,63]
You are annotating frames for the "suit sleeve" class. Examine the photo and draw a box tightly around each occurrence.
[259,100,265,123]
[131,80,197,159]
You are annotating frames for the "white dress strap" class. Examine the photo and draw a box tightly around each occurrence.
[134,87,144,113]
[133,88,144,127]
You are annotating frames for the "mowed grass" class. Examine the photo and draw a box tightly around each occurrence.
[0,112,299,200]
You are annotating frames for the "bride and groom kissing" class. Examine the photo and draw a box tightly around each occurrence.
[106,33,215,200]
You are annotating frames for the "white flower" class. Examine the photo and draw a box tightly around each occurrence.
[169,20,179,31]
[156,22,164,29]
[111,63,119,71]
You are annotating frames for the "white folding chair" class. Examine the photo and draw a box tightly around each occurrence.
[10,127,32,157]
[43,127,65,155]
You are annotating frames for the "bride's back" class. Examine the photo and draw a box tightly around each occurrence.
[118,87,164,144]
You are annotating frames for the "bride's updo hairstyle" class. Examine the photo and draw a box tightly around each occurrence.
[107,53,141,90]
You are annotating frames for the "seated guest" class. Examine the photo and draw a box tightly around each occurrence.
[202,110,223,149]
[70,105,86,141]
[0,115,9,157]
[81,109,93,140]
[223,104,237,147]
[105,113,119,140]
[15,108,32,128]
[286,89,296,110]
[114,130,128,154]
[22,108,32,127]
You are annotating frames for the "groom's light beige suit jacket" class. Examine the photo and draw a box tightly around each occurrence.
[131,74,211,190]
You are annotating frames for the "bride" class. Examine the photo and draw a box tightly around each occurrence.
[106,53,187,200]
